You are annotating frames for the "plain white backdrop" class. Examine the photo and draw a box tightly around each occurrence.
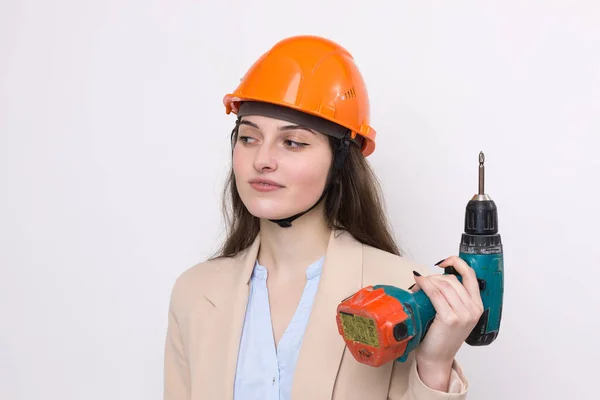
[1,0,599,399]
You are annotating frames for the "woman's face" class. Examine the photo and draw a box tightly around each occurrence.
[232,114,333,221]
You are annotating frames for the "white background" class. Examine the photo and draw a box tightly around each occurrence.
[1,1,599,399]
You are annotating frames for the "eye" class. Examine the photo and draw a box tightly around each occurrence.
[284,139,308,149]
[238,136,257,144]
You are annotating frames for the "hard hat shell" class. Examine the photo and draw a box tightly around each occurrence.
[223,35,376,156]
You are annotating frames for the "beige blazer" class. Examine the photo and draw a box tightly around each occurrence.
[164,230,469,399]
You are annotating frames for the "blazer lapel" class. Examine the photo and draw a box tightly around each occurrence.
[203,235,261,399]
[291,230,364,399]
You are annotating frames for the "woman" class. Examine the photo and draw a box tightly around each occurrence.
[164,35,483,399]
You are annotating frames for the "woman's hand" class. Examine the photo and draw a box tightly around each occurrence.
[410,256,484,391]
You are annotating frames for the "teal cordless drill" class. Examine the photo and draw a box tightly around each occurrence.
[337,151,504,366]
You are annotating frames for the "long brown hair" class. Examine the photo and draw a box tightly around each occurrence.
[212,132,403,259]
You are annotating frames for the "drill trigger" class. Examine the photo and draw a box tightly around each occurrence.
[444,266,486,291]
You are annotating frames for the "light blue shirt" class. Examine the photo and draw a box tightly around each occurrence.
[233,256,325,400]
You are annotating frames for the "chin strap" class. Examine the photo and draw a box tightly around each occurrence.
[268,133,351,228]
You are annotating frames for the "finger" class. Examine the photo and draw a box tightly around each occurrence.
[437,256,482,306]
[427,277,472,321]
[412,273,454,318]
[429,274,483,316]
[429,274,471,305]
[408,283,421,292]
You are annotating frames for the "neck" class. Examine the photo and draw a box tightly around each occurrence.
[257,206,331,281]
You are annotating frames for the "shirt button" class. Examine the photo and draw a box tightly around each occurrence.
[272,377,275,384]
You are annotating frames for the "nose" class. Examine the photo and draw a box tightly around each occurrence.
[253,142,277,172]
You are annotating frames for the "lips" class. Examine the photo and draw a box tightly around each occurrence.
[249,178,283,187]
[249,178,284,192]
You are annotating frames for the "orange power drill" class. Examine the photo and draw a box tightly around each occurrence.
[336,152,504,367]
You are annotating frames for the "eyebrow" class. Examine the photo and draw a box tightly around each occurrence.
[239,119,316,134]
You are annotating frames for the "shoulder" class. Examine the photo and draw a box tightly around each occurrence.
[167,248,250,312]
[360,241,430,289]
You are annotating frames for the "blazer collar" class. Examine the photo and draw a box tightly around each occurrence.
[291,229,364,399]
[222,235,261,399]
[203,235,260,309]
[212,230,364,399]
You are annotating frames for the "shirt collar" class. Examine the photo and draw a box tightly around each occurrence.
[252,256,325,281]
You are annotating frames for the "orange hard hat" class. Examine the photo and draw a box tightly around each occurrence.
[223,35,377,157]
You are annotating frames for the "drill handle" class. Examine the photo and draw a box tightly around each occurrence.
[411,288,436,341]
[452,252,504,346]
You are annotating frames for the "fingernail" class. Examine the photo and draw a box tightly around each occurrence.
[408,283,416,290]
[412,270,421,277]
[434,259,446,266]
